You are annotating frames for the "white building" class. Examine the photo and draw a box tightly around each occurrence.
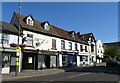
[1,12,104,74]
[0,21,22,74]
[96,40,104,63]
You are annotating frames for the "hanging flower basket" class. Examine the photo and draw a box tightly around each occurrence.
[19,44,26,48]
[10,43,18,47]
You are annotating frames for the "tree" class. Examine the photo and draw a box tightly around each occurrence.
[104,46,120,61]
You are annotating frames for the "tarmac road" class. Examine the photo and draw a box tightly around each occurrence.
[5,65,120,82]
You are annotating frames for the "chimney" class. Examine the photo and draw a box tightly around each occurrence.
[77,32,80,35]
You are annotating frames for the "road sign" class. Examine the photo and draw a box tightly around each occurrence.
[16,48,21,52]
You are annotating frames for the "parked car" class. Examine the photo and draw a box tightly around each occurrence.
[106,60,118,67]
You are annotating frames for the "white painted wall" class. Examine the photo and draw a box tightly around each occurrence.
[58,54,62,67]
[96,40,104,63]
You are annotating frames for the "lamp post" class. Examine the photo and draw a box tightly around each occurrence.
[15,0,22,76]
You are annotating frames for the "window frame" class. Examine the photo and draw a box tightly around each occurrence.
[85,46,88,52]
[27,34,33,46]
[80,45,83,52]
[28,19,33,26]
[1,33,9,45]
[75,43,78,51]
[61,40,65,50]
[68,42,72,50]
[52,39,57,50]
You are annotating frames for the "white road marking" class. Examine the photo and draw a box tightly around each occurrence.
[50,80,54,81]
[67,73,90,78]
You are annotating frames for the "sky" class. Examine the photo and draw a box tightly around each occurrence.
[2,2,118,43]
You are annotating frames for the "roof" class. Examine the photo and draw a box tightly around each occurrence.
[0,21,18,34]
[52,25,85,43]
[14,12,59,36]
[80,32,95,41]
[12,12,87,44]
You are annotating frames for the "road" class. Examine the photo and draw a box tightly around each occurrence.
[2,64,120,83]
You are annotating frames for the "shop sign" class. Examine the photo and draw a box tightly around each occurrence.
[61,51,78,55]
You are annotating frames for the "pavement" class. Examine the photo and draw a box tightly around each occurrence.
[2,63,106,81]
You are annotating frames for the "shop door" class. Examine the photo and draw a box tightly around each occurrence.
[50,56,56,68]
[45,56,50,68]
[10,56,16,72]
[22,54,35,69]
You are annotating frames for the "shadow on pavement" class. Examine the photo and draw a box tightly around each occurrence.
[62,65,120,75]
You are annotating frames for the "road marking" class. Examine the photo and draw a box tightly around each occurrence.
[50,80,54,81]
[67,73,90,78]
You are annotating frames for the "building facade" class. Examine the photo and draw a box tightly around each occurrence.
[0,21,22,74]
[96,40,104,63]
[1,12,104,74]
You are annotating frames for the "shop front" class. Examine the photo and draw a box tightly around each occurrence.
[78,55,90,66]
[2,49,16,74]
[60,51,78,67]
[22,49,38,70]
[38,50,59,69]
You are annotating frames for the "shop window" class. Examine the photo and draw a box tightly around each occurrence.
[61,40,65,49]
[28,57,33,63]
[1,33,9,45]
[2,54,10,68]
[52,39,56,50]
[27,34,33,46]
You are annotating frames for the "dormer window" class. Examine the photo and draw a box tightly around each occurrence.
[44,22,50,31]
[69,31,75,38]
[72,32,75,38]
[28,19,33,26]
[25,15,34,26]
[41,21,51,31]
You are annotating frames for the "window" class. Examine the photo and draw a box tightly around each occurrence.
[27,34,33,46]
[2,53,10,68]
[80,56,83,61]
[98,49,99,53]
[75,43,78,51]
[91,44,94,52]
[85,46,88,52]
[80,45,83,52]
[52,39,56,50]
[71,32,75,38]
[44,23,50,31]
[28,19,33,26]
[69,42,72,50]
[61,40,65,49]
[2,34,9,45]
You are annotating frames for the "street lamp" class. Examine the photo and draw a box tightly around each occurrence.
[15,0,22,76]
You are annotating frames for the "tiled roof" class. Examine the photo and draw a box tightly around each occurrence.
[13,12,87,44]
[52,25,84,43]
[14,12,59,36]
[81,33,95,40]
[0,21,18,34]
